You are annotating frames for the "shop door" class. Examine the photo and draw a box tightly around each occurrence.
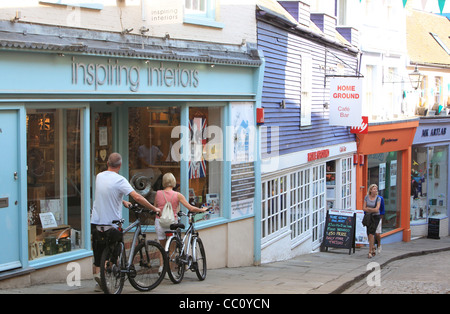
[0,110,21,271]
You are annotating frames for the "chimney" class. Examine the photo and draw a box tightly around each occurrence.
[278,1,311,27]
[336,27,360,47]
[310,13,336,39]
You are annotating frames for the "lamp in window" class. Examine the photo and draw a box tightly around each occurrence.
[409,65,423,90]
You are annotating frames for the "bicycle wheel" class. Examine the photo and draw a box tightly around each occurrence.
[100,242,126,294]
[128,240,166,291]
[166,237,185,284]
[193,237,207,280]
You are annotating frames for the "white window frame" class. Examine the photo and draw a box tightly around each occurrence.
[289,168,311,246]
[311,164,326,248]
[262,163,328,250]
[340,157,352,210]
[184,0,224,28]
[261,176,289,244]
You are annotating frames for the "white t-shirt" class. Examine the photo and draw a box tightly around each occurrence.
[91,171,134,225]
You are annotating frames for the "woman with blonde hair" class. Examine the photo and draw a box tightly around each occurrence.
[363,184,381,258]
[154,172,206,248]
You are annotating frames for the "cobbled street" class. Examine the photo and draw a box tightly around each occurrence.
[343,251,450,294]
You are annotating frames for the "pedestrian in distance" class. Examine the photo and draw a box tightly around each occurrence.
[362,184,381,259]
[90,152,160,291]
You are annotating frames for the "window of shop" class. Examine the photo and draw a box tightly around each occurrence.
[341,157,352,210]
[311,164,326,247]
[128,105,223,224]
[128,106,181,224]
[262,176,288,241]
[367,151,402,232]
[326,157,353,210]
[188,106,223,221]
[411,145,448,224]
[262,163,327,249]
[27,108,84,260]
[290,170,310,245]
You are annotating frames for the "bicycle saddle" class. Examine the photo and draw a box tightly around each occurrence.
[170,223,185,230]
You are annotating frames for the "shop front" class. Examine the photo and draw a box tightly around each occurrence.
[0,26,263,285]
[260,141,357,263]
[355,119,419,243]
[410,117,450,238]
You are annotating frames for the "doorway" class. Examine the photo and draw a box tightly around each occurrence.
[0,109,21,271]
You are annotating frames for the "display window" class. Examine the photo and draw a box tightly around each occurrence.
[128,105,223,224]
[128,106,181,224]
[411,145,448,224]
[367,151,402,232]
[188,106,223,222]
[26,108,84,260]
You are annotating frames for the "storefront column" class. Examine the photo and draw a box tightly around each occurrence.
[401,146,412,242]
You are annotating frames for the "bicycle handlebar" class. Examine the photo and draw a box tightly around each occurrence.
[128,203,157,215]
[177,207,213,217]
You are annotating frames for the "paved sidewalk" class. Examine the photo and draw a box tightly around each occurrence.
[1,236,450,294]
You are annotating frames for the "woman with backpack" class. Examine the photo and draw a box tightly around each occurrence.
[154,172,207,248]
[363,184,381,259]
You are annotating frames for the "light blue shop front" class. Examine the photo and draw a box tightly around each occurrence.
[0,28,264,281]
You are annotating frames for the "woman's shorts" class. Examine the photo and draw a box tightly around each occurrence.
[154,218,170,241]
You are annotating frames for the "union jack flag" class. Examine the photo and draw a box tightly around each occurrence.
[189,117,207,179]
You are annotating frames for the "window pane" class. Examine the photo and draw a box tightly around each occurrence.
[128,106,181,224]
[368,151,401,232]
[27,108,83,260]
[189,106,222,222]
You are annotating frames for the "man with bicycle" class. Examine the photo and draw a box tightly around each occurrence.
[91,152,160,291]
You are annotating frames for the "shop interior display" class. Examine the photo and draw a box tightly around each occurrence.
[27,110,82,260]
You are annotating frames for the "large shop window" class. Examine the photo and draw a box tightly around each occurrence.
[27,108,83,260]
[128,106,181,224]
[411,146,448,224]
[262,164,326,248]
[367,151,402,233]
[128,106,223,224]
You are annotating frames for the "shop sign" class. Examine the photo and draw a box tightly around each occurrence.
[380,137,398,145]
[147,0,183,25]
[72,58,199,92]
[329,77,363,127]
[307,149,330,162]
[350,116,368,134]
[421,127,447,137]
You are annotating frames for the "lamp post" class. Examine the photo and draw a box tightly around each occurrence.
[409,65,423,90]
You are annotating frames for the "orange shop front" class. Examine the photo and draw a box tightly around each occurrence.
[355,119,419,243]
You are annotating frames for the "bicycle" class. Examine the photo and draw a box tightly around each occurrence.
[164,210,209,284]
[99,204,166,294]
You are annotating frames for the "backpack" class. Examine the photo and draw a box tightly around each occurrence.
[159,191,176,228]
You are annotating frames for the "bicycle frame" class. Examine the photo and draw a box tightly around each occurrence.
[121,219,146,270]
[164,213,199,267]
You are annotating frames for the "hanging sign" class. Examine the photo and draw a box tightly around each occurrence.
[350,116,368,134]
[329,77,363,127]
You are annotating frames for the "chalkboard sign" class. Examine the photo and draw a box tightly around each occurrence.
[427,218,440,239]
[321,209,356,255]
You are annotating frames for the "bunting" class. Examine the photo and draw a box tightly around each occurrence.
[359,1,447,14]
[401,0,446,13]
